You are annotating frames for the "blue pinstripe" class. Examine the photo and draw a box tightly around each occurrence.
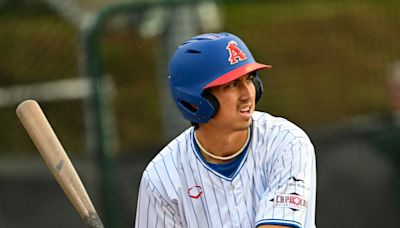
[146,184,150,227]
[239,174,253,225]
[207,169,225,227]
[188,154,211,227]
[195,157,214,227]
[180,153,200,227]
[220,178,234,226]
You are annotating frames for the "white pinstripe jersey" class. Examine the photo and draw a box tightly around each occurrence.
[135,111,316,228]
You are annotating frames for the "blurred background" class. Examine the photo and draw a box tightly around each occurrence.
[0,0,399,227]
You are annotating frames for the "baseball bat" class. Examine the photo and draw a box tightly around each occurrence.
[16,100,104,228]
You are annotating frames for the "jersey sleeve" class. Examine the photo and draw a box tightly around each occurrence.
[135,171,183,228]
[255,136,316,228]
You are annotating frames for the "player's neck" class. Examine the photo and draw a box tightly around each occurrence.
[195,126,249,164]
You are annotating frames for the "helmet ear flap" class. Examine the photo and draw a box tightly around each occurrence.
[201,90,219,118]
[252,75,264,103]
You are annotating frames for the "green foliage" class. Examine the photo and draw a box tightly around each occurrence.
[223,0,400,127]
[0,0,399,155]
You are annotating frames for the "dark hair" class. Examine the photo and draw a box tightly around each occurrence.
[191,122,199,129]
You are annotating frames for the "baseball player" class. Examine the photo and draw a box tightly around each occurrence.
[135,32,316,228]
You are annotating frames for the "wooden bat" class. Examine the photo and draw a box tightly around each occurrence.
[16,100,104,228]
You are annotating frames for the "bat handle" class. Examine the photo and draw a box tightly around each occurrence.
[86,212,105,228]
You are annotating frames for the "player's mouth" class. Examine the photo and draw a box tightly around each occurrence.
[239,105,252,118]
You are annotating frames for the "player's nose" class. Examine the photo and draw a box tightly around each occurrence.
[239,80,254,101]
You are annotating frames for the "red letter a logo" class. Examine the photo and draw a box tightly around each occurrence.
[226,40,247,64]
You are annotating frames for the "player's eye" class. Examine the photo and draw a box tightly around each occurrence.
[247,74,255,81]
[242,75,253,85]
[226,81,238,88]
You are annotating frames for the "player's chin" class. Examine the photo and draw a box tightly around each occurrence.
[237,112,253,128]
[234,120,252,132]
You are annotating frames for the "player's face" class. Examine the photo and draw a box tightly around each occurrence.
[207,74,256,131]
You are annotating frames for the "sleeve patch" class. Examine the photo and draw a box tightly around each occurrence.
[274,193,309,211]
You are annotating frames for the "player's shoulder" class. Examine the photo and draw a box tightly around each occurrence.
[252,111,312,142]
[144,126,193,173]
[140,127,194,199]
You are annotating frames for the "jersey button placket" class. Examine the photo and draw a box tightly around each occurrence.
[230,184,241,228]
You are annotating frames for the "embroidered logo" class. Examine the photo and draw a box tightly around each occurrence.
[274,193,309,211]
[188,185,203,199]
[226,40,247,64]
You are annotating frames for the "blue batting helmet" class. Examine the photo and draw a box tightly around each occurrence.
[168,32,271,123]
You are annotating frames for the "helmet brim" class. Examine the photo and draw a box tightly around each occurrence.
[203,62,272,89]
